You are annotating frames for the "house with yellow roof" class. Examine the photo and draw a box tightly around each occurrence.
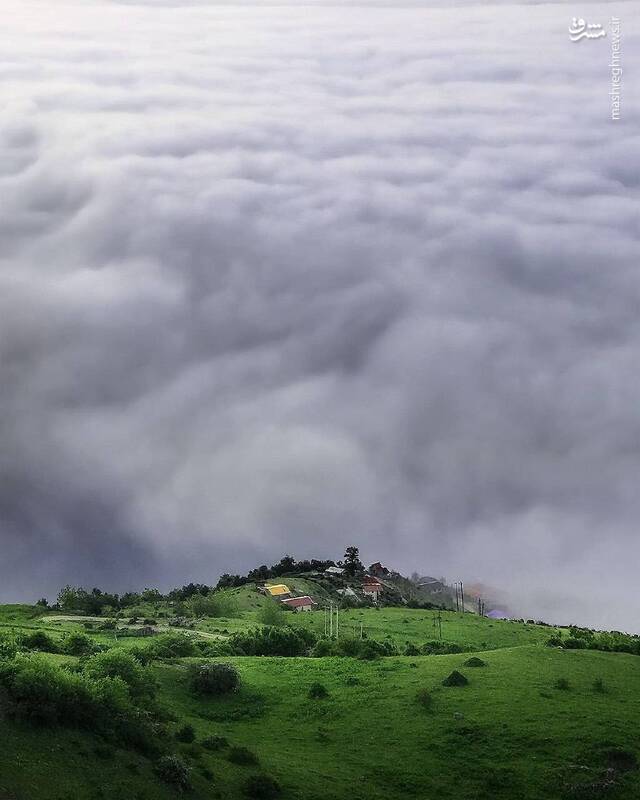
[264,584,291,600]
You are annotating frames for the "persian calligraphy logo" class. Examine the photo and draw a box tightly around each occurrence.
[569,18,607,42]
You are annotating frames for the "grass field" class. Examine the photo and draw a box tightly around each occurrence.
[0,603,638,800]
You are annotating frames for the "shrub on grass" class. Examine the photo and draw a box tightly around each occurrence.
[592,677,606,694]
[358,639,392,660]
[310,639,334,657]
[463,657,486,668]
[83,650,156,705]
[228,746,259,766]
[21,631,59,653]
[416,688,433,710]
[244,773,281,799]
[0,634,19,660]
[64,633,96,656]
[0,653,159,753]
[148,633,197,659]
[189,662,240,695]
[230,626,316,657]
[176,724,196,743]
[442,670,468,687]
[0,654,96,725]
[554,677,570,691]
[257,602,287,628]
[404,643,420,656]
[563,637,587,650]
[308,682,329,699]
[421,641,468,655]
[605,749,638,772]
[155,755,191,791]
[201,734,228,751]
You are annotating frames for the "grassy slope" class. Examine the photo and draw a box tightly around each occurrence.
[1,605,639,799]
[286,607,562,650]
[158,648,640,800]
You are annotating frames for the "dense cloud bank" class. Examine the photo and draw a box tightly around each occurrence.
[1,0,639,629]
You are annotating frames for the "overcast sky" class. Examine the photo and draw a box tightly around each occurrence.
[1,0,638,630]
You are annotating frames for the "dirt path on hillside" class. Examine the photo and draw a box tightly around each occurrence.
[43,615,225,640]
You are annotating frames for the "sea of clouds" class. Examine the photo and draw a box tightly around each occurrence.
[1,0,638,628]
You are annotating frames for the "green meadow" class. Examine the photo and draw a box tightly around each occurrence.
[0,601,639,800]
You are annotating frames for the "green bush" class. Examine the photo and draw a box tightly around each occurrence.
[176,723,196,743]
[147,633,197,659]
[416,688,433,710]
[308,682,329,699]
[228,746,259,766]
[188,594,239,619]
[592,677,606,694]
[64,633,96,656]
[257,602,286,628]
[404,643,421,656]
[442,670,468,687]
[244,773,281,799]
[310,639,334,657]
[155,755,191,791]
[421,641,468,655]
[202,734,229,751]
[21,631,59,653]
[0,654,97,726]
[359,639,396,660]
[563,637,587,650]
[0,634,19,660]
[554,677,570,691]
[310,637,395,660]
[463,657,486,668]
[0,653,157,753]
[83,650,156,705]
[190,662,240,695]
[230,627,316,657]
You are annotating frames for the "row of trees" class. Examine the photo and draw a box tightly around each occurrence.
[216,554,341,589]
[51,547,367,613]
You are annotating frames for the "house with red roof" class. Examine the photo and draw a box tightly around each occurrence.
[281,595,316,613]
[362,575,384,602]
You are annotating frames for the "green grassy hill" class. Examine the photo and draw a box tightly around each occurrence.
[0,603,638,800]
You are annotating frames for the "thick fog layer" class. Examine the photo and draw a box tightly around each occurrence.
[1,0,638,630]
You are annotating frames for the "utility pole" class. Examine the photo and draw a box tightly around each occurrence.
[460,581,465,613]
[336,605,339,639]
[438,610,442,640]
[360,621,363,640]
[329,603,333,638]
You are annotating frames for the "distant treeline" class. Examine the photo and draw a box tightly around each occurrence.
[216,555,338,588]
[45,554,337,615]
[547,626,640,656]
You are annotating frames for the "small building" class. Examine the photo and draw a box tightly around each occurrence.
[362,576,384,602]
[336,587,358,598]
[417,577,446,594]
[265,584,291,600]
[368,562,389,578]
[325,566,344,576]
[281,595,316,613]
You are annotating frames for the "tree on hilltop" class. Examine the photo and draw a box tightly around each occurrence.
[343,546,363,577]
